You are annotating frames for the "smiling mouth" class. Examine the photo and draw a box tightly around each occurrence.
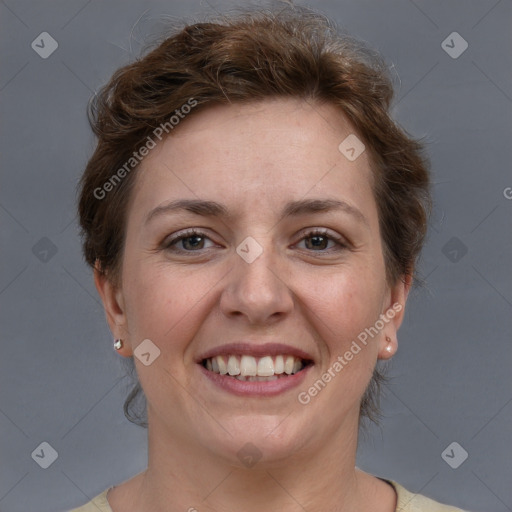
[201,354,313,382]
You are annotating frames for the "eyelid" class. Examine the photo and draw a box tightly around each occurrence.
[293,227,349,248]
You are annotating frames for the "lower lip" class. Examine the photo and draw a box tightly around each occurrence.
[198,364,312,397]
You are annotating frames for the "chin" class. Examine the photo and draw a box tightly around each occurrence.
[201,414,311,467]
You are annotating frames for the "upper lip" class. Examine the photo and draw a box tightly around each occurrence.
[196,342,315,363]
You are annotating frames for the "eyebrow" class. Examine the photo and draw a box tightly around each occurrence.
[144,198,368,227]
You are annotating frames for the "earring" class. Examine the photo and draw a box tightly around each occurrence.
[114,339,123,350]
[385,336,393,353]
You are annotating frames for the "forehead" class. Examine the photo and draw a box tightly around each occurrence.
[130,98,376,221]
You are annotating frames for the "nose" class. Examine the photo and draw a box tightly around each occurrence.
[219,240,294,325]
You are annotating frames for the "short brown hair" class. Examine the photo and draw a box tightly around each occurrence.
[78,5,431,427]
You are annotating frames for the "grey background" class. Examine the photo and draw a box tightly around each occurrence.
[0,0,511,511]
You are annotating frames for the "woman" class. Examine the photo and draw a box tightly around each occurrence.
[72,6,468,512]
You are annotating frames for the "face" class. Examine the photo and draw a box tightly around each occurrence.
[96,98,408,465]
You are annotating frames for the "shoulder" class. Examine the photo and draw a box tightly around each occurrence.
[69,487,113,512]
[388,480,468,512]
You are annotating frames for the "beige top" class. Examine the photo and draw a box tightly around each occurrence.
[70,480,467,511]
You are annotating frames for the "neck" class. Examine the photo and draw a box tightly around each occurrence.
[127,409,385,512]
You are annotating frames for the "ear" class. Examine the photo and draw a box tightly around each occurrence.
[377,273,412,360]
[93,261,133,357]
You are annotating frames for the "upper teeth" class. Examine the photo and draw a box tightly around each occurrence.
[204,355,304,377]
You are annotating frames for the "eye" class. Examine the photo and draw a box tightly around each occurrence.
[162,229,217,252]
[295,229,346,252]
[161,228,347,254]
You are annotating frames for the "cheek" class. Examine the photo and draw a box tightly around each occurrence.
[294,266,385,416]
[296,263,385,358]
[122,261,187,339]
[122,258,222,356]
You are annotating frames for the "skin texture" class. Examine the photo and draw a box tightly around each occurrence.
[95,98,410,512]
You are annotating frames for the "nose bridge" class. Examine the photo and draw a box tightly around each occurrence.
[220,235,293,322]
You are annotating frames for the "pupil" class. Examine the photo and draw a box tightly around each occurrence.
[307,235,327,250]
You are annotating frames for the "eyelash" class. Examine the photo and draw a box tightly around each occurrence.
[162,228,347,254]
